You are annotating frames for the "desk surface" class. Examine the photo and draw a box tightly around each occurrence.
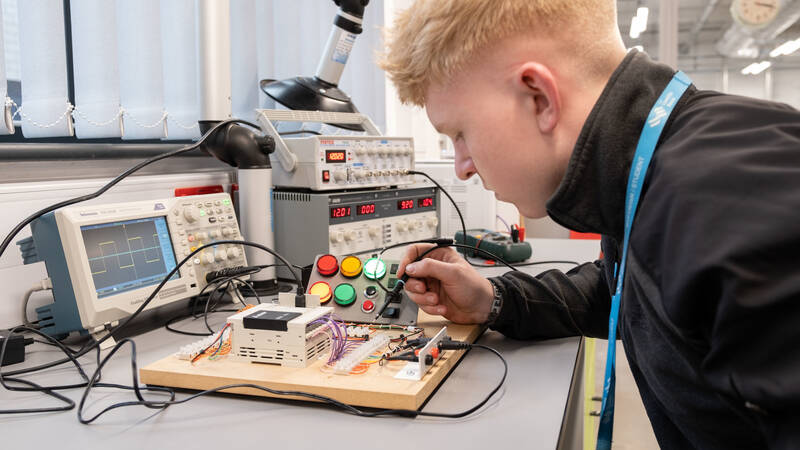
[1,238,600,450]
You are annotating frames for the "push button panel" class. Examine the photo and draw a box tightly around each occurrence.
[307,253,418,325]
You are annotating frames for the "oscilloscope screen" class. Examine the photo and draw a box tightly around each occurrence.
[80,216,179,299]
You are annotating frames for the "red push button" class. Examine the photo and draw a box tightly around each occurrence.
[361,299,375,313]
[316,254,339,276]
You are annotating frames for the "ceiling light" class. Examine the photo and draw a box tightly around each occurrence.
[741,61,772,75]
[629,6,649,39]
[769,38,800,57]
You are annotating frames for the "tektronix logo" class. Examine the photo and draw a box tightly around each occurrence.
[154,203,166,211]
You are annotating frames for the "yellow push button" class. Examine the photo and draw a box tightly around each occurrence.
[309,281,333,304]
[340,256,362,278]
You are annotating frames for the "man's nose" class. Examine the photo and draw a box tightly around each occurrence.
[455,154,477,181]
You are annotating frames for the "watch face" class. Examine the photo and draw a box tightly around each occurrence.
[732,0,780,27]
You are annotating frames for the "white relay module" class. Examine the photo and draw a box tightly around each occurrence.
[227,304,333,368]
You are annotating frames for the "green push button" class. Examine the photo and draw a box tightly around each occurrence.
[363,258,387,280]
[223,199,231,205]
[333,283,357,306]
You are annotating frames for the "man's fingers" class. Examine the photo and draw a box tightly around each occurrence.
[405,290,439,306]
[397,243,437,277]
[418,304,447,317]
[404,278,427,294]
[403,258,461,284]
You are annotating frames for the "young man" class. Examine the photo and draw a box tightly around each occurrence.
[380,1,800,448]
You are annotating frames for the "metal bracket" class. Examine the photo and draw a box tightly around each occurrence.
[394,326,447,381]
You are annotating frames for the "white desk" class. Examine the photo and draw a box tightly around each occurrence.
[1,238,600,450]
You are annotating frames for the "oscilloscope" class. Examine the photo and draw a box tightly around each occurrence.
[17,193,247,338]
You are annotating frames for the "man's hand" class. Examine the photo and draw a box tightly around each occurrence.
[397,244,494,324]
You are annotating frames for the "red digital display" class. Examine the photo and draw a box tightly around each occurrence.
[417,197,434,208]
[397,199,414,210]
[325,150,346,163]
[357,203,376,215]
[330,206,351,218]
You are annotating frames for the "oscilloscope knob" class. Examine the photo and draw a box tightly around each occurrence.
[183,206,198,223]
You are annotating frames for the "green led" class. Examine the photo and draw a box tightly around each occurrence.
[223,199,231,205]
[363,258,387,280]
[333,283,357,306]
[199,210,206,216]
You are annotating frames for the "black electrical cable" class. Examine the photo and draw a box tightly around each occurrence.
[75,337,506,423]
[0,119,260,267]
[0,326,173,415]
[2,240,303,379]
[165,267,270,337]
[407,170,468,251]
[470,260,581,268]
[278,129,322,136]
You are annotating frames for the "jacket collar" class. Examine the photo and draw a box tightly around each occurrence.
[546,50,678,242]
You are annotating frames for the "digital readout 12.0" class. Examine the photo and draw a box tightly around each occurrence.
[330,206,351,218]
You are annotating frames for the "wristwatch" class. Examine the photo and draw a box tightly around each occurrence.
[484,278,504,326]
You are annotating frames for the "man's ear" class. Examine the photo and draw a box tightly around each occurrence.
[516,62,561,133]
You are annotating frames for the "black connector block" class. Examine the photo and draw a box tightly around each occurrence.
[0,331,33,367]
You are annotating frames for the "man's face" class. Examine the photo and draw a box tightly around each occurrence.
[425,63,568,218]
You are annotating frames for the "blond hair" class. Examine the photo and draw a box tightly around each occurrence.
[379,0,620,105]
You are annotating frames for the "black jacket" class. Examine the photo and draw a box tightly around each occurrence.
[488,51,800,449]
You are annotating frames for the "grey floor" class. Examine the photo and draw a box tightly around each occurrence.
[592,340,660,449]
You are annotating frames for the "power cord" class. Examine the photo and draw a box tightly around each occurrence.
[21,278,52,328]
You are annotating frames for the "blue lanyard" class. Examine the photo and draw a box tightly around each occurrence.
[596,71,692,450]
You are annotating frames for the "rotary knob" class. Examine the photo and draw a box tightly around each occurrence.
[210,229,221,238]
[427,216,439,228]
[368,226,380,238]
[183,206,198,223]
[397,220,408,232]
[203,252,215,265]
[227,247,241,259]
[329,230,344,244]
[343,229,357,241]
[222,227,233,237]
[215,249,227,261]
[333,169,348,182]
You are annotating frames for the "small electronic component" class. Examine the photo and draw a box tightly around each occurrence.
[227,304,334,368]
